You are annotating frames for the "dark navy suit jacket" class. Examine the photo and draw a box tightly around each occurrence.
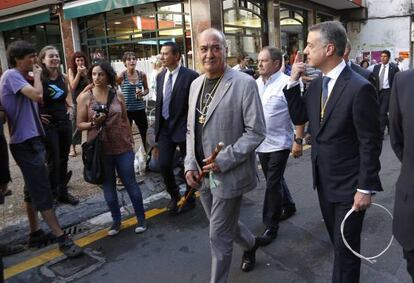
[155,66,198,143]
[389,69,414,250]
[284,65,383,202]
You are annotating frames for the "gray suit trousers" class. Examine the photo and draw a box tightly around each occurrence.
[199,185,255,283]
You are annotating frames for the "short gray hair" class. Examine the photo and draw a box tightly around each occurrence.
[198,28,227,47]
[261,46,283,62]
[309,21,347,57]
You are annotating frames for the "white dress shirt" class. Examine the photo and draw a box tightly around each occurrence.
[162,65,181,99]
[256,71,293,153]
[322,59,346,98]
[378,63,390,89]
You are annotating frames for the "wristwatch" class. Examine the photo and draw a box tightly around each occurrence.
[294,137,303,145]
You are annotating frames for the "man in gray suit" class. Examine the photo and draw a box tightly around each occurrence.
[185,28,266,283]
[389,69,414,282]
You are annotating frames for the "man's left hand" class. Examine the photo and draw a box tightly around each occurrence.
[292,143,303,158]
[202,155,221,173]
[353,191,372,211]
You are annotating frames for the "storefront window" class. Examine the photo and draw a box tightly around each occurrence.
[280,5,307,62]
[3,18,64,67]
[223,0,265,63]
[78,1,191,67]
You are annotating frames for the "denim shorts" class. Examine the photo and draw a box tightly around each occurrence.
[9,137,53,211]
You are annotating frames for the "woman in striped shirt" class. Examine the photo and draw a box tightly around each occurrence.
[117,51,149,150]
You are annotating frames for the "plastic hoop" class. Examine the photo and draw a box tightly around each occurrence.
[340,203,394,264]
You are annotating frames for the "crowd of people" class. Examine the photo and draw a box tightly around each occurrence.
[0,20,413,283]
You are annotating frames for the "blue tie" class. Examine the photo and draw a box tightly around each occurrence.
[162,73,173,119]
[321,76,331,108]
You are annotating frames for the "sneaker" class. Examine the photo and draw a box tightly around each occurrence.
[58,236,83,258]
[108,222,121,236]
[28,229,48,248]
[135,220,147,234]
[57,193,79,206]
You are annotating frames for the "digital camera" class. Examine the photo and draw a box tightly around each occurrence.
[92,104,108,117]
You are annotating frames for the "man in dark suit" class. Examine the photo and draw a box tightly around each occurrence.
[373,49,399,135]
[343,40,377,90]
[155,42,199,213]
[389,70,414,282]
[284,21,382,283]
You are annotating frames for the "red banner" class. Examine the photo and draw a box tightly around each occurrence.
[0,0,33,10]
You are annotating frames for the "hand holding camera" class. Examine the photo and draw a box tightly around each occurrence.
[92,104,108,126]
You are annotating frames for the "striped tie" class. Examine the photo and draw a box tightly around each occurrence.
[162,73,173,119]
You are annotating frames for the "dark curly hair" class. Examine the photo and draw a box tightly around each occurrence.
[69,51,89,75]
[88,61,116,87]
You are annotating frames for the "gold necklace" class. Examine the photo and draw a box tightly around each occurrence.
[196,75,224,125]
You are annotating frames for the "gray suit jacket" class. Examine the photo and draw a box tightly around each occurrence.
[185,67,266,199]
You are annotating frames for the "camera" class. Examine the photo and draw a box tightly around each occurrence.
[92,104,108,118]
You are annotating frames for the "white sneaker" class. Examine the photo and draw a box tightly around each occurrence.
[135,220,147,234]
[108,222,121,236]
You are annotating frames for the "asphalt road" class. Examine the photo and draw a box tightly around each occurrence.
[6,136,411,283]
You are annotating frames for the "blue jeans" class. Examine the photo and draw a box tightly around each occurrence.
[103,150,145,223]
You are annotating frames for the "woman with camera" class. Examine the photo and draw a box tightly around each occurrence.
[77,61,147,236]
[68,51,89,157]
[38,45,79,205]
[117,51,149,150]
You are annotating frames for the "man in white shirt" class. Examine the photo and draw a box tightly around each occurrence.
[256,46,305,245]
[373,50,399,136]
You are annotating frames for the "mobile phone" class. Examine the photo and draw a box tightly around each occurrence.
[297,50,304,63]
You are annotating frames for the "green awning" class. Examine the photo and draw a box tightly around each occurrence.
[63,0,159,20]
[0,9,50,32]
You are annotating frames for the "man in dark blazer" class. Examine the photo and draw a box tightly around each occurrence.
[373,49,399,135]
[284,21,382,283]
[389,69,414,282]
[155,42,198,213]
[343,40,377,90]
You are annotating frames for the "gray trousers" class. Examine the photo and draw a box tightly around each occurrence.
[199,187,255,283]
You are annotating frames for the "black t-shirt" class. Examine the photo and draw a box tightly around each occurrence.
[195,77,221,167]
[40,75,68,121]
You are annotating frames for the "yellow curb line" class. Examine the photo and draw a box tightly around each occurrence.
[5,145,312,279]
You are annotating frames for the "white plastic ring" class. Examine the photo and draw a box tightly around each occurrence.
[340,202,394,264]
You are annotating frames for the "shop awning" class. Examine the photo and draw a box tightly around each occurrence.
[310,0,363,9]
[0,9,50,32]
[63,0,159,20]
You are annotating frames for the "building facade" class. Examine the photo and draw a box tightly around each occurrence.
[0,0,366,73]
[347,0,412,69]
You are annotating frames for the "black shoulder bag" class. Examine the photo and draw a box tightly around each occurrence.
[82,89,116,185]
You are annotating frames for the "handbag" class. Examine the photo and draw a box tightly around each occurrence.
[82,89,116,184]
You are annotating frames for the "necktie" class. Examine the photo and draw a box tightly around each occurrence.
[379,64,385,90]
[162,73,173,119]
[321,76,331,108]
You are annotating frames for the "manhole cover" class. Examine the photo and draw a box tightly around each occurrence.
[40,249,105,282]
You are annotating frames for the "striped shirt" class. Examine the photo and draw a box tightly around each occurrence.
[120,71,145,111]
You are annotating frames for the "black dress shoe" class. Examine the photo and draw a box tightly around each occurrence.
[280,204,296,221]
[260,226,278,246]
[241,237,261,272]
[167,197,179,213]
[177,197,196,213]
